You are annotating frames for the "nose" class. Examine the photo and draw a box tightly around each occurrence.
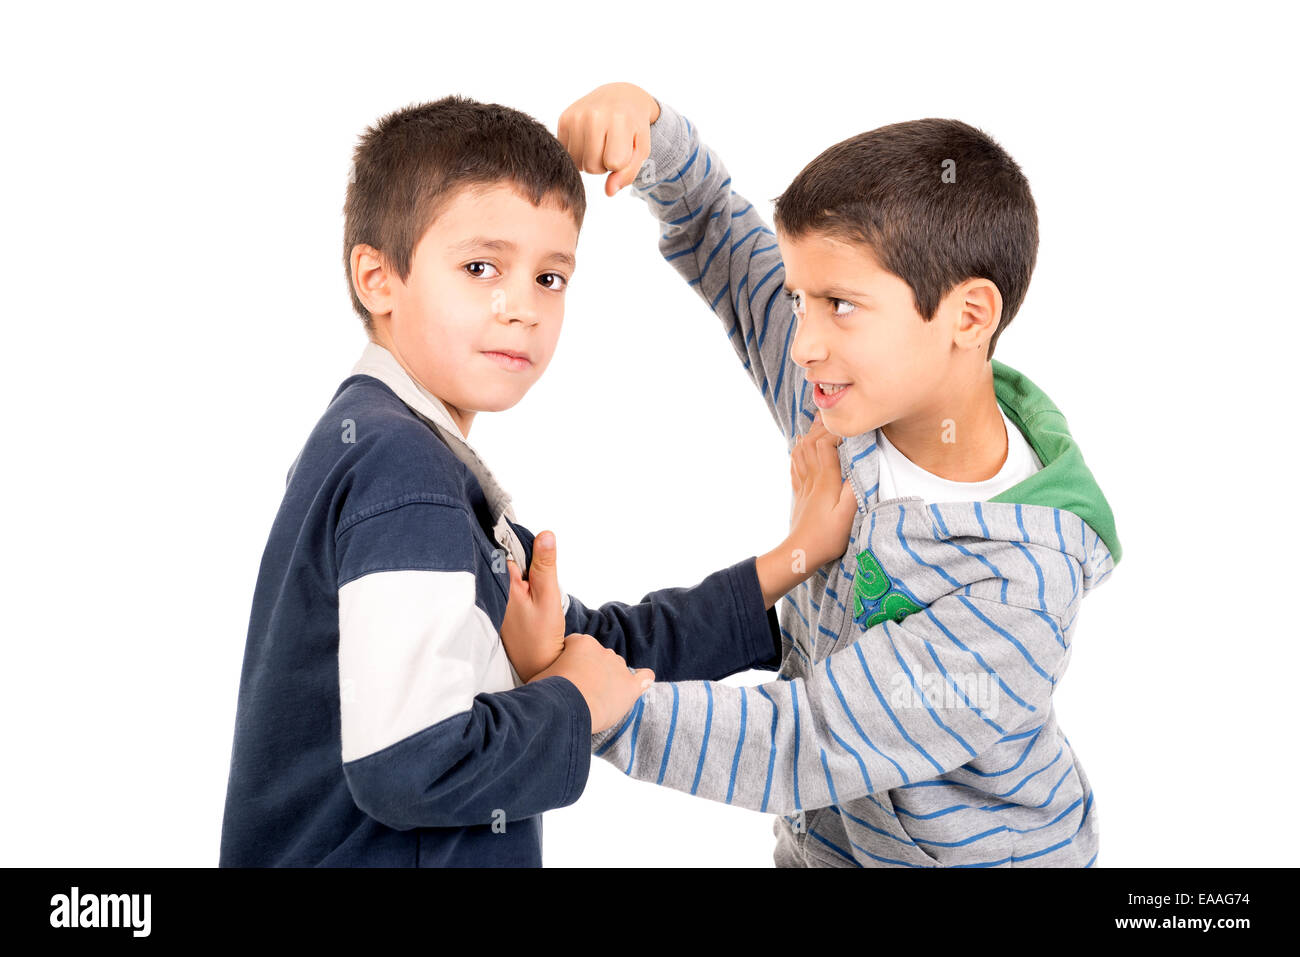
[492,279,541,326]
[789,306,827,369]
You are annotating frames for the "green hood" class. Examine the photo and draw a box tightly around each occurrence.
[989,359,1123,565]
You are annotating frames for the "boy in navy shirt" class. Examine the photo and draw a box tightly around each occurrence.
[218,94,857,867]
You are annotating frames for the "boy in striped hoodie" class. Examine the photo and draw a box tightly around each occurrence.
[552,84,1122,867]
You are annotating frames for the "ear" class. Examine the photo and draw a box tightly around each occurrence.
[951,278,1002,354]
[350,243,397,318]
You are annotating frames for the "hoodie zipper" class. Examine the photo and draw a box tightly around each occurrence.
[866,495,925,513]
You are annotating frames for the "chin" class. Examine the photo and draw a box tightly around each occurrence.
[826,405,874,438]
[822,418,849,438]
[478,391,526,413]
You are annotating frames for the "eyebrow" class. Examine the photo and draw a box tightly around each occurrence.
[449,236,576,270]
[781,282,872,300]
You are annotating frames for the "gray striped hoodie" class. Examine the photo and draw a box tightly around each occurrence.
[590,99,1123,868]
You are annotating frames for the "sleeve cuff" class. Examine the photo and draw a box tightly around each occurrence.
[638,98,691,189]
[762,607,783,671]
[528,675,592,808]
[730,556,783,671]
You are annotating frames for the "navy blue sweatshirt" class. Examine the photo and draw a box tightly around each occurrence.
[219,350,781,866]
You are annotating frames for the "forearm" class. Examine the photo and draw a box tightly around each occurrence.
[631,98,811,442]
[592,594,1061,815]
[344,676,591,829]
[564,556,780,681]
[755,537,813,610]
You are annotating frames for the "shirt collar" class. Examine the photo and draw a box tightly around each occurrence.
[349,341,519,528]
[351,340,468,441]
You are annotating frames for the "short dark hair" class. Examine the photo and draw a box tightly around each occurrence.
[342,94,586,334]
[773,118,1037,360]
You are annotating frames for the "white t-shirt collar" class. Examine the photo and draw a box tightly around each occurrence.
[876,403,1042,503]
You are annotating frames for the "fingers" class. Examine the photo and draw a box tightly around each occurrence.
[558,108,587,170]
[806,411,827,441]
[793,414,842,484]
[557,97,647,192]
[813,427,842,476]
[602,112,634,175]
[809,412,839,446]
[546,634,655,730]
[606,126,649,196]
[791,439,808,485]
[556,108,572,156]
[804,411,843,449]
[506,557,524,590]
[573,108,636,179]
[581,122,608,178]
[788,412,847,516]
[560,631,593,650]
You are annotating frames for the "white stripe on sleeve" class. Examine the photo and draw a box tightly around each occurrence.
[337,569,517,762]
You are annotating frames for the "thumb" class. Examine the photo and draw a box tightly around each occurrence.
[528,530,560,605]
[632,668,655,692]
[606,162,637,196]
[607,136,649,196]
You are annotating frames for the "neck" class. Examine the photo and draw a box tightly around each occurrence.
[879,361,1006,482]
[369,329,475,438]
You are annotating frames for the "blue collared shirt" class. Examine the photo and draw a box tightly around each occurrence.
[219,345,780,866]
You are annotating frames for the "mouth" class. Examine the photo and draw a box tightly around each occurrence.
[482,349,533,372]
[811,378,852,410]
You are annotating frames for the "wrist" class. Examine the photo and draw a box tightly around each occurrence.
[756,537,810,610]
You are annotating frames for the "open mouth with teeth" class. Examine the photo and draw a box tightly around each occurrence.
[812,380,853,409]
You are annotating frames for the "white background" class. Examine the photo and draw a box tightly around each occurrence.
[3,0,1296,867]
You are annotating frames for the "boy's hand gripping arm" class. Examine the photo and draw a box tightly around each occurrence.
[501,524,781,685]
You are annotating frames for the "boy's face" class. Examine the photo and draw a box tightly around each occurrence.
[365,182,579,436]
[778,228,967,439]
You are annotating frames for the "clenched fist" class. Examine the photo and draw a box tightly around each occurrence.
[557,82,661,197]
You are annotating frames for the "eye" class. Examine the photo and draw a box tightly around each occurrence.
[830,297,855,316]
[787,290,804,317]
[464,261,500,279]
[538,272,568,291]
